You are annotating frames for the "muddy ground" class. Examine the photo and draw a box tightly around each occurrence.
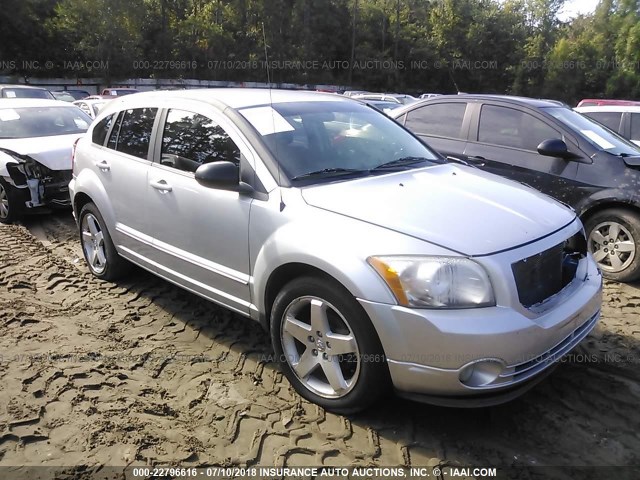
[0,210,639,480]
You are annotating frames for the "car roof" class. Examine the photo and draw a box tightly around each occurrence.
[0,84,50,91]
[575,105,640,113]
[100,88,352,112]
[0,98,74,108]
[390,94,568,117]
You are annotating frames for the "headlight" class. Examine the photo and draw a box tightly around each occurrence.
[368,256,495,308]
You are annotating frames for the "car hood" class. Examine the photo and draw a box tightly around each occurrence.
[300,164,576,256]
[0,134,83,170]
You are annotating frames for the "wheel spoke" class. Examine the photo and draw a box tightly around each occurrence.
[592,248,608,262]
[608,223,621,242]
[609,253,623,270]
[87,215,100,236]
[96,247,107,267]
[309,299,331,335]
[90,247,99,267]
[283,315,312,343]
[326,332,357,355]
[81,231,93,242]
[293,348,319,378]
[590,230,606,246]
[616,241,635,253]
[321,359,348,393]
[95,231,104,244]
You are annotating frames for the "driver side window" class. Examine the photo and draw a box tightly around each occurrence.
[161,109,241,173]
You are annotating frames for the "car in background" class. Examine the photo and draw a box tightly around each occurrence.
[56,90,91,101]
[0,99,91,223]
[0,85,55,100]
[355,98,403,115]
[392,94,640,282]
[575,105,640,147]
[576,98,640,107]
[353,93,417,105]
[73,99,109,119]
[101,88,140,96]
[70,88,601,413]
[51,91,76,102]
[342,90,370,97]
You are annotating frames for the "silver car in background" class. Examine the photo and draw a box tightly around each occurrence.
[70,89,602,413]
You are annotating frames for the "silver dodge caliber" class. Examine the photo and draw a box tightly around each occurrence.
[70,89,602,413]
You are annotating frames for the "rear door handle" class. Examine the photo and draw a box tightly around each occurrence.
[94,160,110,171]
[150,179,172,193]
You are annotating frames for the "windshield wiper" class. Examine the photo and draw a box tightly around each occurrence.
[291,168,367,181]
[370,156,431,171]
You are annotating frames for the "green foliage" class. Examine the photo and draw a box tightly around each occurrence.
[1,0,639,104]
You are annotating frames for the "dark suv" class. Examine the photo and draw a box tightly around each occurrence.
[392,94,640,282]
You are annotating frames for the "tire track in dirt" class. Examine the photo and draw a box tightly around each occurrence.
[1,217,639,479]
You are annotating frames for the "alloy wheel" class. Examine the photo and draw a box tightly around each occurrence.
[0,183,9,220]
[280,296,360,398]
[588,221,636,273]
[81,213,107,274]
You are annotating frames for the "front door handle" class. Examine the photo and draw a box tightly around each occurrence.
[94,160,110,171]
[467,155,486,167]
[150,179,172,193]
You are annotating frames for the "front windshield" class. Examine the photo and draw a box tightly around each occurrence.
[543,106,640,156]
[239,100,442,183]
[0,106,91,139]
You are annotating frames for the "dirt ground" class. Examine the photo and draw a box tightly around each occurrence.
[0,210,639,479]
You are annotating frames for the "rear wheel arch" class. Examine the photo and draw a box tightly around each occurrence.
[73,191,94,219]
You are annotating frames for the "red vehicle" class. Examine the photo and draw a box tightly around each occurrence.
[576,98,640,107]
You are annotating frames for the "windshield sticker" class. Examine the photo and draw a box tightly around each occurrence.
[581,129,616,149]
[0,109,20,121]
[240,106,295,136]
[4,91,16,98]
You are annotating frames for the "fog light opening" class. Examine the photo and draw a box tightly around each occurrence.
[459,359,505,387]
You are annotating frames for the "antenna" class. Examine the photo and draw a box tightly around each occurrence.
[262,22,285,212]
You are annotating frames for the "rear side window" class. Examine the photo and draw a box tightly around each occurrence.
[584,111,622,132]
[405,103,467,139]
[106,108,157,159]
[160,109,241,173]
[92,113,115,146]
[630,113,640,141]
[478,105,559,151]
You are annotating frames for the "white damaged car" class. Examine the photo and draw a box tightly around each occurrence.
[0,99,91,223]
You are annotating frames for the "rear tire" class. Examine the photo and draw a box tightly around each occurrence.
[0,177,23,224]
[270,275,390,414]
[78,202,129,280]
[584,208,640,282]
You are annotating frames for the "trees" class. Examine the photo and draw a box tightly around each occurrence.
[0,0,638,104]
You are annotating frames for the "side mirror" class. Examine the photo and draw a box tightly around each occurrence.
[195,161,240,190]
[537,138,572,159]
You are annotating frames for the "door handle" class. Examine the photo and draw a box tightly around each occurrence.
[94,160,110,171]
[150,179,172,193]
[467,156,486,167]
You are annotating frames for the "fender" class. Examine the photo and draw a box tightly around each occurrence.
[250,206,456,317]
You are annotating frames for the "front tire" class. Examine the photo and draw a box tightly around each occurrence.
[79,202,129,280]
[270,276,390,414]
[585,208,640,282]
[0,177,23,224]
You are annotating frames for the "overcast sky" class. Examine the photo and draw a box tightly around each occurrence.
[558,0,601,21]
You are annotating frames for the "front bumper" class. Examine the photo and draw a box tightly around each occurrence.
[357,255,602,405]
